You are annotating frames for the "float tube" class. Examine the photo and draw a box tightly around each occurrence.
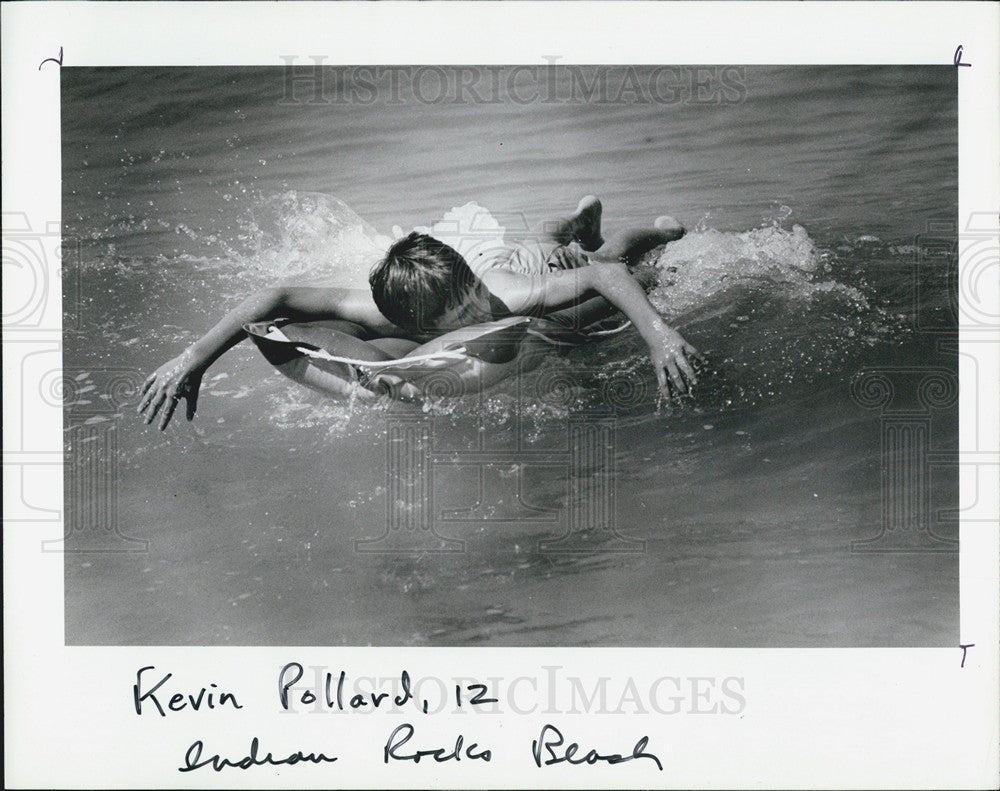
[245,315,627,402]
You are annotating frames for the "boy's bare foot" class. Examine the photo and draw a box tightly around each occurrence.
[571,195,605,251]
[654,214,685,242]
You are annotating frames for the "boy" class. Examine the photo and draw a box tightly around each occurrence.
[139,197,701,430]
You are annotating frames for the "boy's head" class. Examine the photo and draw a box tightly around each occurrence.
[369,232,478,331]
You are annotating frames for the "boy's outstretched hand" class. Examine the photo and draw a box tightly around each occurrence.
[138,350,204,431]
[647,320,703,397]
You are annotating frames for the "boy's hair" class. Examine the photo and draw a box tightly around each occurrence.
[369,232,476,331]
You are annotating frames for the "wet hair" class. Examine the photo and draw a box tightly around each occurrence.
[368,232,476,331]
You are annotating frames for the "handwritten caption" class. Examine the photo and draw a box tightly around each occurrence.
[38,46,63,71]
[132,663,746,773]
[953,45,971,68]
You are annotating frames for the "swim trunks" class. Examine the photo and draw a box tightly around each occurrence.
[459,237,591,278]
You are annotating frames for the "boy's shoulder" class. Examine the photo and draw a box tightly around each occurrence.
[456,238,514,277]
[482,239,587,277]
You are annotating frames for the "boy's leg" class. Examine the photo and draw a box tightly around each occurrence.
[542,195,605,251]
[591,216,685,266]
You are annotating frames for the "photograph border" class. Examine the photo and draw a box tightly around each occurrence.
[4,2,998,788]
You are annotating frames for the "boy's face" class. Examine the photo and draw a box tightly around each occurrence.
[430,277,493,332]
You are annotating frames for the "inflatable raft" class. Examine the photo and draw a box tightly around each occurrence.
[245,315,626,402]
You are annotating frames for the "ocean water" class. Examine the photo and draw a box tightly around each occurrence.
[62,65,958,646]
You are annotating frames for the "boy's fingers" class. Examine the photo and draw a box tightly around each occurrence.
[186,391,198,421]
[137,379,155,412]
[677,354,697,385]
[667,361,685,393]
[655,366,668,394]
[139,391,156,415]
[686,343,706,363]
[159,397,178,431]
[144,391,164,424]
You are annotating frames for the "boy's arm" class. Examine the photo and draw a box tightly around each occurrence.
[483,264,701,395]
[138,286,391,430]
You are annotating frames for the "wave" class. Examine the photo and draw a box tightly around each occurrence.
[73,193,917,448]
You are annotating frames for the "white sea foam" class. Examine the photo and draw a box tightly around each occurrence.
[647,223,868,318]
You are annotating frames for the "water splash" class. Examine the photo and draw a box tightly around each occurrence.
[227,202,907,428]
[74,195,916,440]
[647,223,868,319]
[236,191,393,286]
[413,201,507,261]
